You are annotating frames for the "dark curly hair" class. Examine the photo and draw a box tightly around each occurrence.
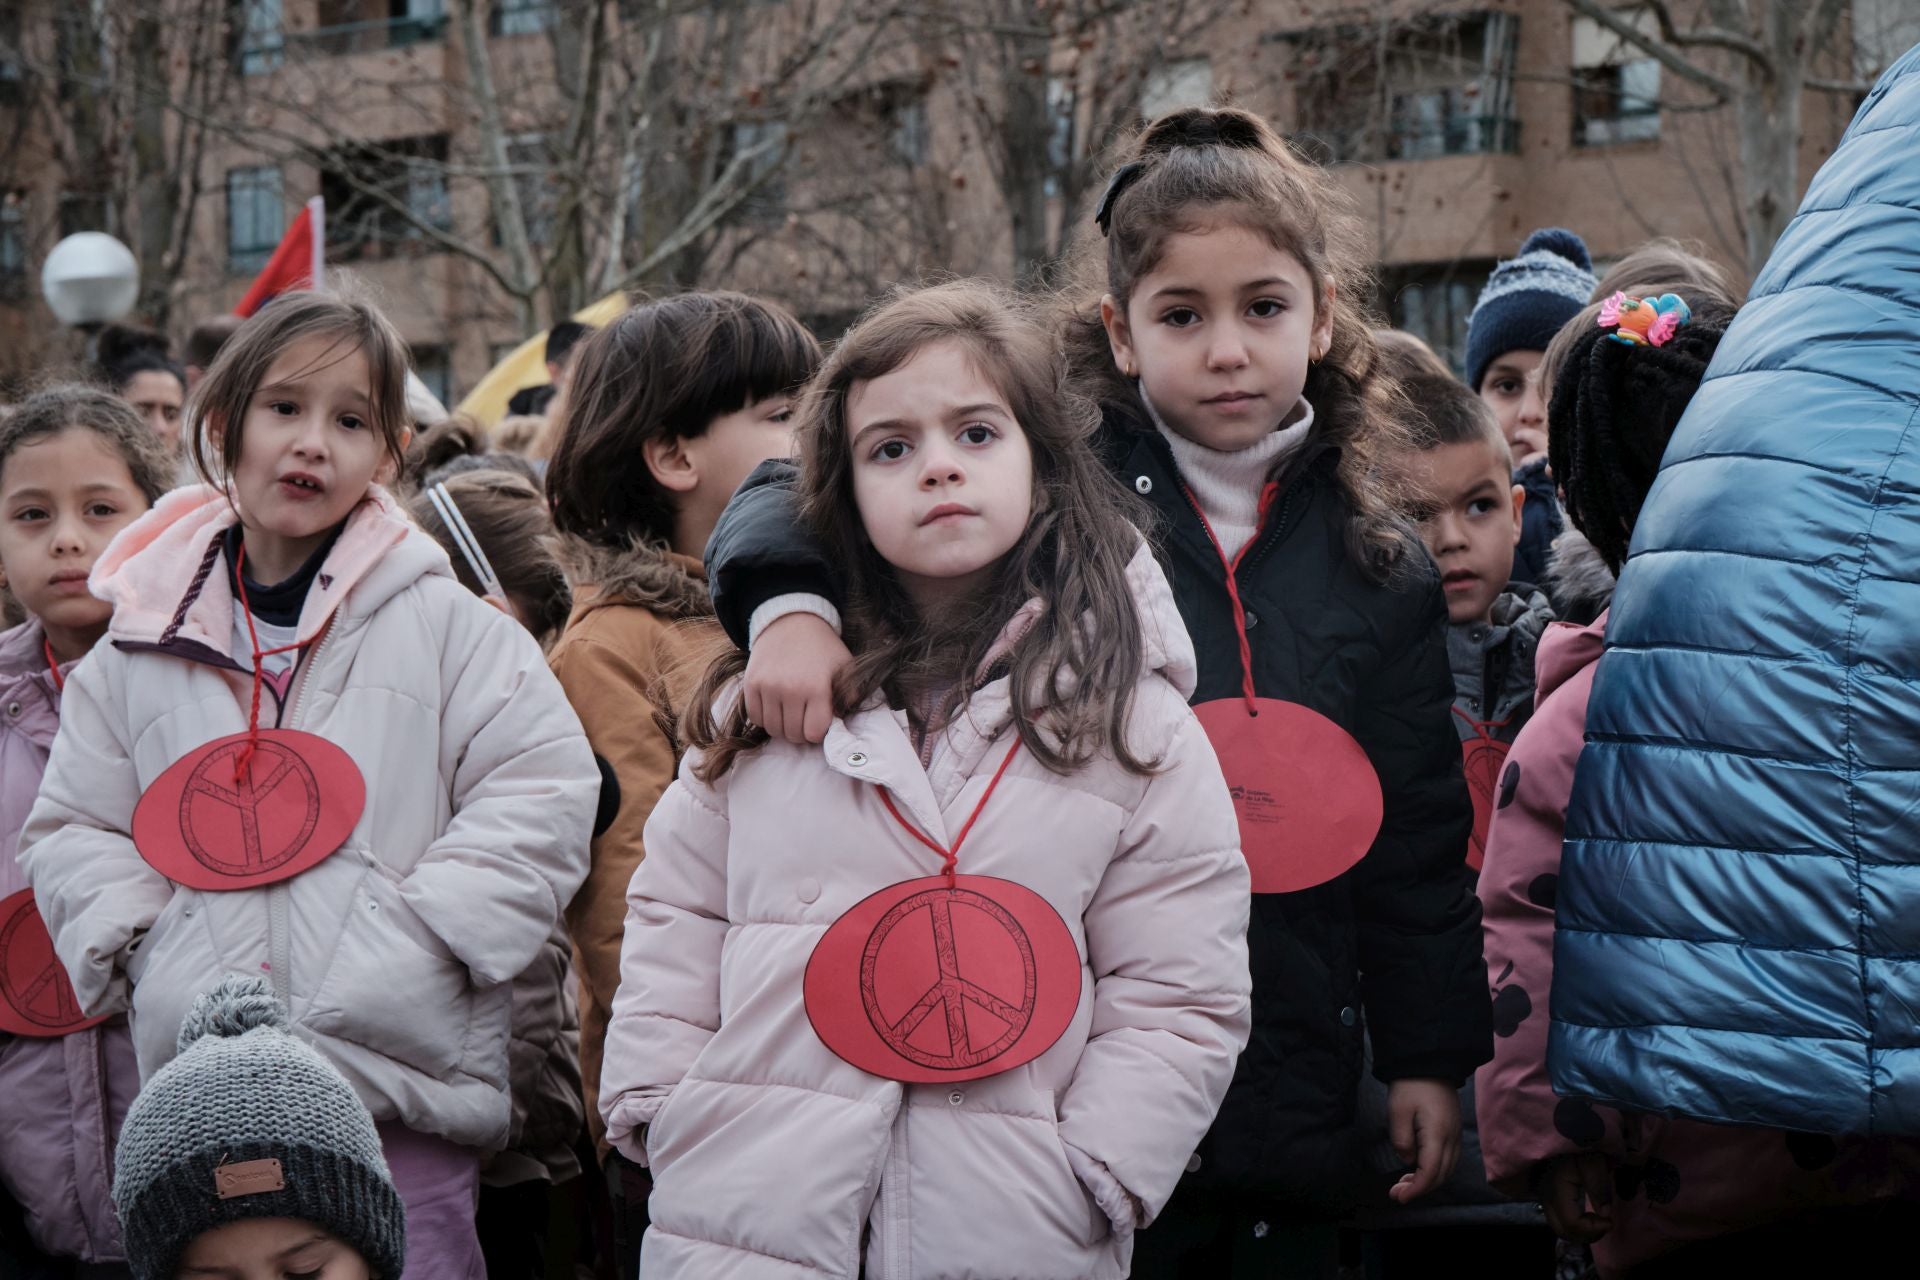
[1547,299,1734,573]
[1059,106,1415,578]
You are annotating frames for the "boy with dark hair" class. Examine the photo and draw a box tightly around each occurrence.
[1400,372,1554,870]
[507,319,598,417]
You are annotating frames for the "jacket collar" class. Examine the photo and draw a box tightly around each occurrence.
[92,484,448,658]
[0,619,64,744]
[557,533,713,623]
[1534,609,1609,703]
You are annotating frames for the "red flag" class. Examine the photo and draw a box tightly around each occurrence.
[234,196,326,317]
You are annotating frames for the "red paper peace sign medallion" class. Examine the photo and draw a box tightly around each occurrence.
[0,889,108,1038]
[1461,735,1511,873]
[1194,698,1384,895]
[132,729,365,892]
[806,874,1081,1083]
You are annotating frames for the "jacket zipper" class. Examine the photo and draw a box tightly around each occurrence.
[264,612,338,1007]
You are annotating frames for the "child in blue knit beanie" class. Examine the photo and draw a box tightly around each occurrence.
[1464,227,1596,588]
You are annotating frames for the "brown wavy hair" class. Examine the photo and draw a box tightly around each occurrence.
[686,280,1154,781]
[1060,106,1415,578]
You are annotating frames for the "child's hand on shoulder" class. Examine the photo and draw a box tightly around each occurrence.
[1385,1077,1462,1204]
[745,613,850,745]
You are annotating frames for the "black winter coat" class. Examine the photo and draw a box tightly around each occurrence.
[707,406,1491,1219]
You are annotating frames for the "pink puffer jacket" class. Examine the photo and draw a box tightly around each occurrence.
[1476,613,1920,1272]
[599,545,1252,1279]
[0,620,139,1262]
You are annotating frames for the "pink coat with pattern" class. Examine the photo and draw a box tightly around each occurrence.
[0,620,139,1262]
[598,545,1253,1279]
[1475,613,1920,1273]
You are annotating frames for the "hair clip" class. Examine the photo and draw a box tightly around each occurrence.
[426,483,506,600]
[1597,291,1691,348]
[1094,162,1147,237]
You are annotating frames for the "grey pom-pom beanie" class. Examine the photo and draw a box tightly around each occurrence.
[112,974,407,1280]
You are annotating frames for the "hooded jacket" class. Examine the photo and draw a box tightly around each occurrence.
[1550,45,1920,1134]
[709,413,1490,1213]
[600,544,1252,1278]
[0,620,140,1262]
[19,486,596,1151]
[547,534,726,1153]
[1479,614,1920,1271]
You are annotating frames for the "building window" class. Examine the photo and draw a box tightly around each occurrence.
[1382,262,1493,378]
[493,0,557,37]
[1141,57,1212,120]
[235,0,284,73]
[1572,16,1661,145]
[412,344,451,407]
[1045,77,1074,198]
[0,194,25,291]
[319,135,452,260]
[889,95,930,168]
[1291,12,1519,163]
[58,191,109,238]
[724,120,788,222]
[226,166,283,273]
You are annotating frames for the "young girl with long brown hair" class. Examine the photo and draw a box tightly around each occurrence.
[706,106,1492,1277]
[596,280,1251,1278]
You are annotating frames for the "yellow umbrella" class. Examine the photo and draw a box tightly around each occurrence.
[456,291,629,427]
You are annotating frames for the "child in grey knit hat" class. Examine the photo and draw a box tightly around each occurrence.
[112,974,407,1280]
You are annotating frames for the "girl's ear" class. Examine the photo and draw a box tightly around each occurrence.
[375,427,415,486]
[642,435,699,493]
[1311,281,1337,363]
[1100,294,1139,380]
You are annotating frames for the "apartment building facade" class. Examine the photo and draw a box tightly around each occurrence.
[0,0,1884,395]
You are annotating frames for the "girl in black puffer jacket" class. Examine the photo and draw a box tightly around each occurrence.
[705,107,1490,1279]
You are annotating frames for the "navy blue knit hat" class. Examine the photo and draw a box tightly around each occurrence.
[1465,228,1597,391]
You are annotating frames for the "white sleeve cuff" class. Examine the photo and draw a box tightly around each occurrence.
[747,593,843,649]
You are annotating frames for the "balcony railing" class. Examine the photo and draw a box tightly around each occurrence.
[283,13,448,58]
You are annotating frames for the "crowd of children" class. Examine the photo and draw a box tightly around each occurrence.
[0,54,1915,1280]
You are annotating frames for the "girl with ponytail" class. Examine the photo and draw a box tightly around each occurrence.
[700,107,1491,1278]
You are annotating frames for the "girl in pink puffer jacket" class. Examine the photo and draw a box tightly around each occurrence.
[0,387,172,1267]
[598,282,1253,1280]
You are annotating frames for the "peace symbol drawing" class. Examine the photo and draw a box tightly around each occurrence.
[133,728,365,892]
[806,874,1081,1083]
[0,889,108,1037]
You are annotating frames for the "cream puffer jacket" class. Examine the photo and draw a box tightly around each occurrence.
[599,545,1253,1278]
[20,486,595,1150]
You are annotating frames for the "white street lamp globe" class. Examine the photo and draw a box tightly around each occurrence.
[41,232,139,327]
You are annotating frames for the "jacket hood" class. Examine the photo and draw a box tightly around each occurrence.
[556,533,712,622]
[1546,529,1615,618]
[1534,609,1608,704]
[91,484,451,653]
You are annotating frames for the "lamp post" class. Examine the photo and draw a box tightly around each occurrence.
[40,232,139,343]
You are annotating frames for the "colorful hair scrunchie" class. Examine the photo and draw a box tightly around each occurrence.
[1597,291,1691,348]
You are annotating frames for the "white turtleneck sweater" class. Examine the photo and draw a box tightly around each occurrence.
[1148,395,1315,561]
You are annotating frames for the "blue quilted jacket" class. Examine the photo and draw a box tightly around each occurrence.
[1549,45,1920,1136]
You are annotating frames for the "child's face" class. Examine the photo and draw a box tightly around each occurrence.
[1477,350,1548,465]
[125,370,186,448]
[0,428,151,657]
[1409,438,1524,626]
[846,340,1033,613]
[668,394,797,548]
[227,336,394,559]
[1104,221,1333,451]
[175,1217,370,1279]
